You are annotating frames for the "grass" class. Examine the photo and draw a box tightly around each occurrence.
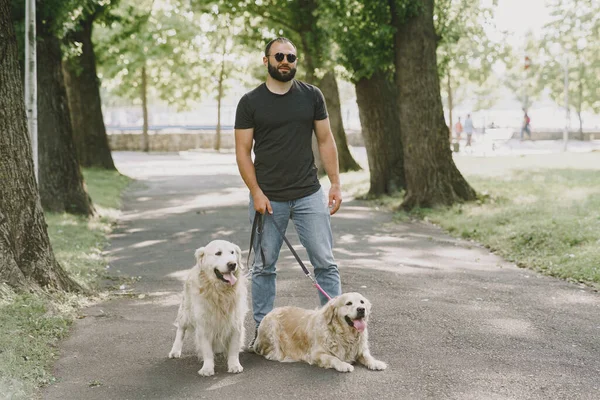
[419,168,600,286]
[0,168,131,399]
[344,151,600,288]
[44,169,131,290]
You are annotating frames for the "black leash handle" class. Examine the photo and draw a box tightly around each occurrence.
[247,211,332,300]
[247,211,265,268]
[247,211,311,275]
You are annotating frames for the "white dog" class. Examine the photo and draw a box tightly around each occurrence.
[253,292,386,372]
[168,240,248,376]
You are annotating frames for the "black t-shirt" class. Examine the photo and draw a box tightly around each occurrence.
[234,80,328,201]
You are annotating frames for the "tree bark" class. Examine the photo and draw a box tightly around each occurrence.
[319,71,361,173]
[576,110,583,140]
[300,35,316,84]
[355,72,405,196]
[577,74,583,140]
[63,12,115,169]
[141,64,149,152]
[392,0,476,209]
[215,46,226,151]
[0,0,82,292]
[293,0,360,174]
[447,69,454,142]
[37,17,94,216]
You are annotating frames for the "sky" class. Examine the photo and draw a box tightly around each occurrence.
[494,0,552,43]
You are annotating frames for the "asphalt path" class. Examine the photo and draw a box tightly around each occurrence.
[44,151,600,400]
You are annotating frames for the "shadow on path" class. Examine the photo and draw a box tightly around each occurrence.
[44,151,600,400]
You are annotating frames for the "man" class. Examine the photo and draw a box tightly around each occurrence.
[464,114,474,147]
[234,37,343,342]
[521,109,531,140]
[454,117,463,140]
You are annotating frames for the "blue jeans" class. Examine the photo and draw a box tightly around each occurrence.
[248,187,341,325]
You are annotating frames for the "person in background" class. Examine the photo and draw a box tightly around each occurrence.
[464,114,474,146]
[454,117,463,140]
[521,109,531,140]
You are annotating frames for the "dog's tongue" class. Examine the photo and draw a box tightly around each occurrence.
[353,319,366,332]
[222,273,237,286]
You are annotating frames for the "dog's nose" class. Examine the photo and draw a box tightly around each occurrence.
[227,262,237,271]
[357,307,365,316]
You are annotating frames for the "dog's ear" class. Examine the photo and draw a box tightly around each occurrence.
[234,244,244,270]
[322,297,338,325]
[194,247,205,264]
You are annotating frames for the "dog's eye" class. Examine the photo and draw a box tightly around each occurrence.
[360,300,364,304]
[230,250,234,254]
[345,301,352,306]
[215,251,222,256]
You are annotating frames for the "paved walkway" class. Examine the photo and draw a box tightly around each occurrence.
[44,151,600,400]
[454,136,600,157]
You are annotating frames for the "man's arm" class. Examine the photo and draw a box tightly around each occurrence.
[234,128,272,214]
[314,118,342,215]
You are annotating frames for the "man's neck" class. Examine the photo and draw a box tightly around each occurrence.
[265,77,293,95]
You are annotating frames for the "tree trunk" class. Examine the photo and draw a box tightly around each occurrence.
[447,69,453,142]
[215,46,226,151]
[355,72,405,196]
[37,18,94,216]
[577,110,583,140]
[141,64,149,152]
[301,35,316,84]
[25,0,38,182]
[63,13,115,169]
[392,0,476,209]
[319,71,361,172]
[0,1,82,292]
[294,1,359,174]
[577,74,583,140]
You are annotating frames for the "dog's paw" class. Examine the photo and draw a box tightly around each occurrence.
[168,350,181,359]
[366,360,387,371]
[334,362,354,373]
[198,366,215,377]
[228,362,244,374]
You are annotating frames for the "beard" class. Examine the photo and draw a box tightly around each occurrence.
[267,62,297,82]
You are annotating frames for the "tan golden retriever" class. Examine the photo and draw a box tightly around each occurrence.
[168,240,248,376]
[253,292,386,372]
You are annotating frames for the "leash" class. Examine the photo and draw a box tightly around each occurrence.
[246,212,266,270]
[247,211,332,301]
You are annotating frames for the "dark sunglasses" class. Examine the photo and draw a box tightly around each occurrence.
[268,53,297,63]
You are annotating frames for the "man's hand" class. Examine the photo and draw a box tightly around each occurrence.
[328,184,342,215]
[252,189,273,215]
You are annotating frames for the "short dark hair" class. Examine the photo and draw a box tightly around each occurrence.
[265,37,296,56]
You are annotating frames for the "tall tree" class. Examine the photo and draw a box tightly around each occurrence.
[206,16,251,151]
[539,0,600,138]
[96,1,248,152]
[36,1,94,215]
[435,0,505,139]
[63,3,116,169]
[324,0,406,196]
[319,71,363,174]
[392,0,476,208]
[0,0,81,291]
[504,32,544,111]
[197,13,254,151]
[96,0,189,152]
